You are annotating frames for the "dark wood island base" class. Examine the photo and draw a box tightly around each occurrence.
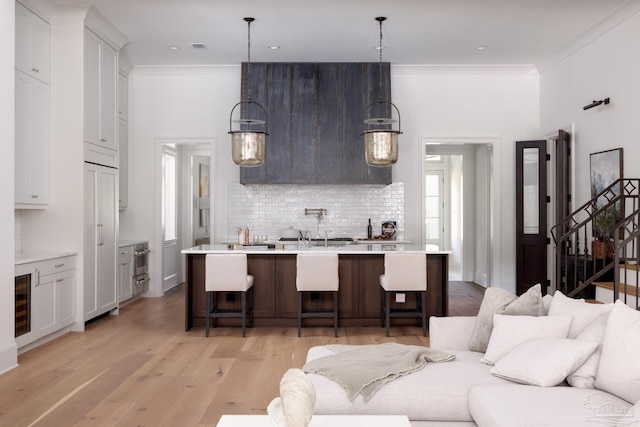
[184,251,448,331]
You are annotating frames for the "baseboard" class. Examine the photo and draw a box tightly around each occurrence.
[0,340,18,375]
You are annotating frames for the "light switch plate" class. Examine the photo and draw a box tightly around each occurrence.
[395,293,405,303]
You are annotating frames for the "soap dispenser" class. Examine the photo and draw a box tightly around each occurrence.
[367,218,373,239]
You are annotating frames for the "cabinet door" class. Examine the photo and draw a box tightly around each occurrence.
[84,163,118,320]
[118,119,128,209]
[56,270,76,328]
[100,43,117,150]
[14,71,49,206]
[33,270,57,338]
[118,247,134,302]
[118,72,128,121]
[15,3,49,83]
[84,31,101,146]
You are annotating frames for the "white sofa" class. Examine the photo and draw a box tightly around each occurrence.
[305,297,640,427]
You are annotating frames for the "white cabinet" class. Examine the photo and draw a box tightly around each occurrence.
[15,256,77,348]
[118,245,134,302]
[118,119,128,210]
[15,70,50,207]
[15,2,49,84]
[84,29,117,152]
[118,71,128,121]
[84,163,118,321]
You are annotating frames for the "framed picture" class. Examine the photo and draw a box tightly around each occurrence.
[590,148,623,237]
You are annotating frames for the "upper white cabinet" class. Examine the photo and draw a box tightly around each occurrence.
[118,71,128,121]
[84,29,117,152]
[15,70,50,207]
[15,2,49,84]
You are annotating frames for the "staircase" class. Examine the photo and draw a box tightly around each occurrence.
[550,179,640,309]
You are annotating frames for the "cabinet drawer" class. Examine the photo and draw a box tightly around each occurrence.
[30,256,76,277]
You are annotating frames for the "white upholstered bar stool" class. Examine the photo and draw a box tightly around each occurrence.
[380,253,427,337]
[296,253,340,337]
[205,254,254,337]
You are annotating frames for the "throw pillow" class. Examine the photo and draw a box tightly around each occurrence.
[469,284,542,353]
[595,300,640,403]
[481,314,572,365]
[567,312,610,388]
[490,338,598,386]
[548,291,614,338]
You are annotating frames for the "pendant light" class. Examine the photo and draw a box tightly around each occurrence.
[362,16,402,167]
[229,17,268,167]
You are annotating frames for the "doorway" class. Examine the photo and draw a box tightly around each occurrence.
[153,138,213,297]
[422,138,495,286]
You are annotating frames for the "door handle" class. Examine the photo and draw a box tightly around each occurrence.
[97,224,104,246]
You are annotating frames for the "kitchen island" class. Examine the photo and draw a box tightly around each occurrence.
[181,244,449,331]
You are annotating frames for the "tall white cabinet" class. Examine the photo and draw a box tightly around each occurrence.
[14,2,50,208]
[84,29,117,153]
[84,163,118,321]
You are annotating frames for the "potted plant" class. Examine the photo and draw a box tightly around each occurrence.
[591,208,616,259]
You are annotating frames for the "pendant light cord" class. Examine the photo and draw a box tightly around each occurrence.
[245,17,254,103]
[378,18,383,102]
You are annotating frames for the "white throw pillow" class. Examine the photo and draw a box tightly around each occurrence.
[567,312,610,388]
[595,300,640,403]
[469,284,542,353]
[490,338,598,386]
[481,314,572,365]
[548,290,614,338]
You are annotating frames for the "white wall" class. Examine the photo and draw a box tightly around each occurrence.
[393,67,540,290]
[540,10,640,209]
[0,0,18,374]
[125,65,539,293]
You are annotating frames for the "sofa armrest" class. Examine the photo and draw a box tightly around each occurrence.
[429,316,478,351]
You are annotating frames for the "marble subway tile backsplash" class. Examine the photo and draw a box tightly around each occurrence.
[227,182,405,241]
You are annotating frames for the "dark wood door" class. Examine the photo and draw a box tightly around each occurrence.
[516,140,548,295]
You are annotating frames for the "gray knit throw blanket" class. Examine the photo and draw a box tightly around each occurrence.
[303,342,455,402]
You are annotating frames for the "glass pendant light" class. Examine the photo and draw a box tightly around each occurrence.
[229,17,267,167]
[362,17,402,167]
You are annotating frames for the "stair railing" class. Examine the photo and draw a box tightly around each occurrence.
[550,179,640,306]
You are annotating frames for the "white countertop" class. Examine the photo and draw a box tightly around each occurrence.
[182,243,450,255]
[217,415,411,427]
[119,239,148,247]
[15,250,79,265]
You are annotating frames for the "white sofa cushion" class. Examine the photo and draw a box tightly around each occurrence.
[489,338,598,386]
[481,314,572,365]
[595,300,640,403]
[469,383,635,427]
[567,312,610,388]
[306,346,511,423]
[469,284,542,353]
[548,291,614,338]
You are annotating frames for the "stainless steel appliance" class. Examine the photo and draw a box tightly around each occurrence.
[133,242,149,296]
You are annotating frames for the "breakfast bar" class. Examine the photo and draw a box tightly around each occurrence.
[182,244,449,330]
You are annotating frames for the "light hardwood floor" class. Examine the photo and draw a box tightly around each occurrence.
[0,282,483,427]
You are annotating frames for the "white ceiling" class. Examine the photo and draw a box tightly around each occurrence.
[52,0,639,70]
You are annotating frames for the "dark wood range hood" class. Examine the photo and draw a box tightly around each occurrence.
[239,62,392,185]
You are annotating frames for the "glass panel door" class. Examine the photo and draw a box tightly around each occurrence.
[15,274,31,337]
[425,171,444,248]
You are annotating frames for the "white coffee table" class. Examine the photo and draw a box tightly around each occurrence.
[217,414,411,427]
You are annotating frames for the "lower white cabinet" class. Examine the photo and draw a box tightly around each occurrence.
[118,245,134,302]
[15,255,77,348]
[84,162,118,321]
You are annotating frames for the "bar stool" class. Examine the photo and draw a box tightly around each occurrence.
[205,254,254,337]
[296,253,339,337]
[380,253,427,337]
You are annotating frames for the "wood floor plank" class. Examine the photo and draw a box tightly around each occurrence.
[0,281,482,427]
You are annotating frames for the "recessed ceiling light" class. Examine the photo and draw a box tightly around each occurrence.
[167,45,180,50]
[267,45,281,50]
[475,45,488,50]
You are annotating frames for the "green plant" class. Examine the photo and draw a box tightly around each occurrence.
[593,208,616,240]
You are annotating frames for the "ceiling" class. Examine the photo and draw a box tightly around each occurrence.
[52,0,638,69]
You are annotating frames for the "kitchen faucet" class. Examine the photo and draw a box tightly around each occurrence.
[304,208,327,238]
